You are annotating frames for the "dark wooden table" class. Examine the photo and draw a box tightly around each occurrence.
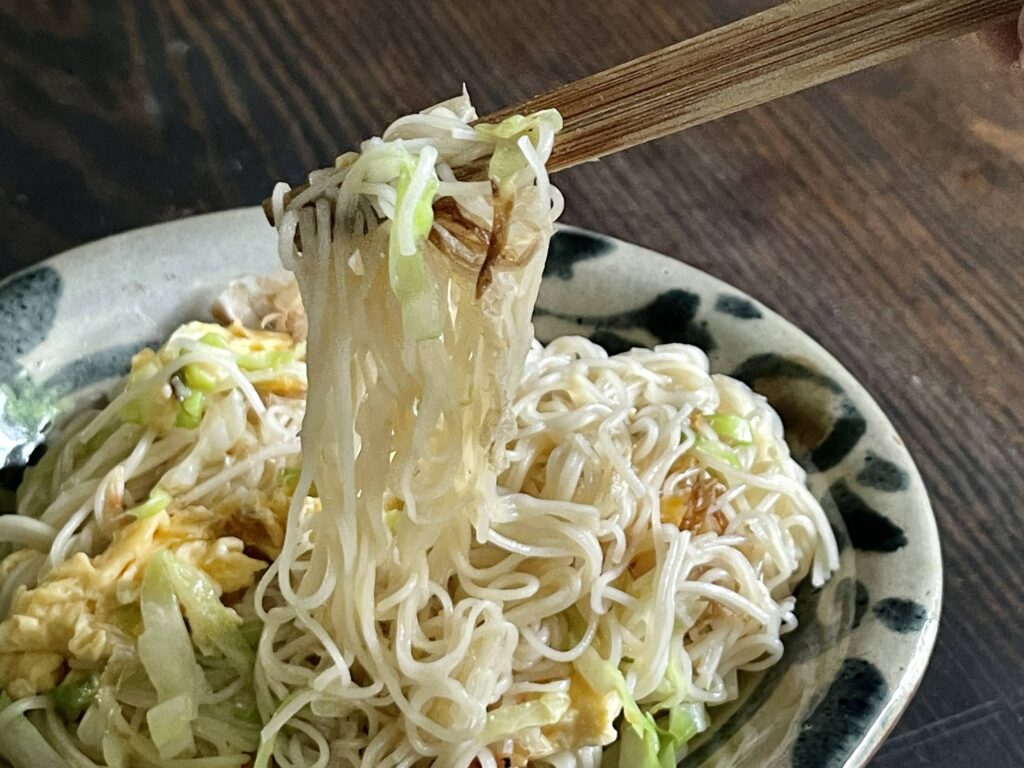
[1,1,1022,765]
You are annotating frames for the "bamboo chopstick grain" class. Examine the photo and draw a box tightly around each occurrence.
[262,0,1017,222]
[484,0,1020,172]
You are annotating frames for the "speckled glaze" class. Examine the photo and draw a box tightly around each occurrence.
[0,209,942,768]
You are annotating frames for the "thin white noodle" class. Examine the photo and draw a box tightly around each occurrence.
[0,517,56,550]
[0,93,838,768]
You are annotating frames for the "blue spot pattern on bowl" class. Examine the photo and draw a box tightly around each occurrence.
[543,230,613,279]
[872,598,927,634]
[826,480,908,553]
[714,294,763,320]
[44,341,157,396]
[791,658,889,768]
[684,575,857,766]
[856,453,909,492]
[852,580,870,629]
[537,289,715,353]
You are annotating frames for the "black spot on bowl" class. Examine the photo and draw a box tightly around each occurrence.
[0,266,62,376]
[826,480,907,552]
[714,294,762,319]
[810,416,866,472]
[684,576,857,765]
[853,580,870,629]
[856,452,909,492]
[627,290,714,351]
[0,443,46,513]
[792,658,888,768]
[732,355,844,394]
[543,230,612,279]
[731,354,866,471]
[872,598,927,633]
[537,289,715,353]
[44,341,156,396]
[588,331,635,356]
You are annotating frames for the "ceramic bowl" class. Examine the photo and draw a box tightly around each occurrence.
[0,209,941,767]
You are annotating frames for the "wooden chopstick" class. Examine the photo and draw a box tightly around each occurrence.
[262,0,1017,223]
[500,0,1020,173]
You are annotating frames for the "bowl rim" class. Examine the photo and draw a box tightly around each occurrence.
[0,208,943,768]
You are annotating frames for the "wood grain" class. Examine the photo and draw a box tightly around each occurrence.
[494,0,1022,171]
[0,2,1022,766]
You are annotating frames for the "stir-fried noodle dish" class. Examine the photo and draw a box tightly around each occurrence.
[0,93,837,768]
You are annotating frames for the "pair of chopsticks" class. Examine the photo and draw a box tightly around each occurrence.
[264,0,1018,223]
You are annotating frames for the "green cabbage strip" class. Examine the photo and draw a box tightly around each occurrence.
[378,145,441,342]
[152,549,254,678]
[382,506,400,535]
[182,363,218,393]
[707,413,753,445]
[175,390,205,429]
[16,445,59,518]
[0,694,71,768]
[252,690,309,768]
[648,642,702,712]
[561,604,588,649]
[377,111,562,341]
[275,466,301,490]
[240,619,264,649]
[127,487,171,519]
[478,692,572,744]
[49,671,99,720]
[237,349,295,372]
[694,435,742,470]
[138,551,206,758]
[199,332,229,349]
[573,648,707,768]
[660,703,708,763]
[252,733,276,768]
[475,110,562,194]
[574,649,654,749]
[120,389,174,430]
[114,603,143,636]
[695,413,753,470]
[150,550,260,756]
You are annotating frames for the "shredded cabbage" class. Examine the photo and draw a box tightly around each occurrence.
[199,332,230,349]
[159,391,247,493]
[707,412,754,445]
[385,146,441,341]
[154,549,254,677]
[479,692,572,743]
[237,349,295,372]
[49,671,99,720]
[694,434,742,469]
[138,551,206,758]
[476,109,562,192]
[573,648,708,768]
[126,487,171,519]
[574,648,648,739]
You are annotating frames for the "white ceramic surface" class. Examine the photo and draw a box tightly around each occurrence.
[0,208,941,767]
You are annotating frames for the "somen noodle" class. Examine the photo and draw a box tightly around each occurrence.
[0,92,837,768]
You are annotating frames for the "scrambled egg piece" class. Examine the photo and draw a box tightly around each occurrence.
[542,673,619,752]
[0,507,268,698]
[0,548,42,584]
